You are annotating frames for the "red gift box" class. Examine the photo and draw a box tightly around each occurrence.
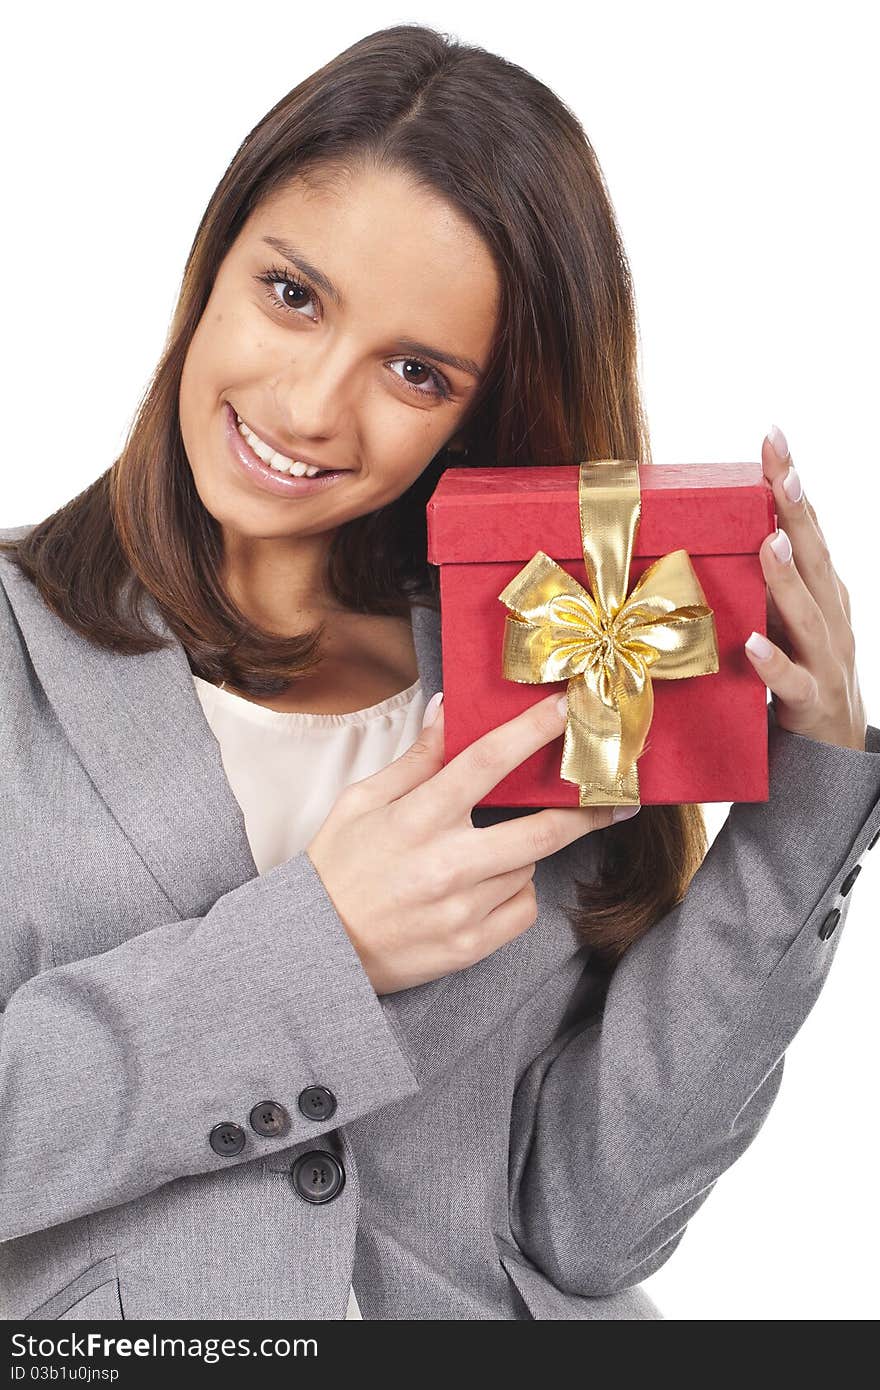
[426,462,776,807]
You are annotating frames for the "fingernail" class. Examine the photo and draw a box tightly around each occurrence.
[782,463,803,503]
[767,424,789,461]
[612,804,641,822]
[745,630,773,660]
[769,527,793,564]
[556,693,568,717]
[421,691,444,728]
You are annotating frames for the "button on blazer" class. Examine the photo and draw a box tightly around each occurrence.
[1,523,879,1321]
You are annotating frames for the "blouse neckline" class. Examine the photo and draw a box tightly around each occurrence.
[192,673,423,730]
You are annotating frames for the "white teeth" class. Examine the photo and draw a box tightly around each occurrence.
[233,411,328,477]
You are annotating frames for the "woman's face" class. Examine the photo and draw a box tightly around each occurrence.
[179,163,500,549]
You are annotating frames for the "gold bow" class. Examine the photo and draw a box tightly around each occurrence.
[497,459,720,806]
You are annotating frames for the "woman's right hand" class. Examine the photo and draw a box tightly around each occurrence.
[306,691,635,995]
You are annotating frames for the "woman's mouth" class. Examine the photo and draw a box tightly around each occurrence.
[222,401,352,498]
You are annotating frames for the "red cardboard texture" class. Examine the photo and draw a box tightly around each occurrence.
[426,462,777,808]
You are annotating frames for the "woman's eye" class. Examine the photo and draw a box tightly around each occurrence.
[387,359,451,400]
[260,273,318,321]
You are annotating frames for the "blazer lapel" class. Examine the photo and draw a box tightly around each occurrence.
[1,555,444,929]
[1,555,259,919]
[409,595,442,708]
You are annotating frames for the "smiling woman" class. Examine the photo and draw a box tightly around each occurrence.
[176,162,500,605]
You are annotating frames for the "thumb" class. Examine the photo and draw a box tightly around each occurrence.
[420,690,445,733]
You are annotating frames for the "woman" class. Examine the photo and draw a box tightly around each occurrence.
[1,23,877,1322]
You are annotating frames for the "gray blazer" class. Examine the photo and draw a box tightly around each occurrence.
[2,520,879,1322]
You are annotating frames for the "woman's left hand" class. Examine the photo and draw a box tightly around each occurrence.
[743,425,868,752]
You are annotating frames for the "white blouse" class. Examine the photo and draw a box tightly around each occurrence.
[192,671,427,1321]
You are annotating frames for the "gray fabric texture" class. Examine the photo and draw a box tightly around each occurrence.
[1,522,878,1320]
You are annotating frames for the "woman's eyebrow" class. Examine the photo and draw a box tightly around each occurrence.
[260,234,485,382]
[262,236,343,306]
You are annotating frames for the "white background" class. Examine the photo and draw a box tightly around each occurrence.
[3,0,877,1319]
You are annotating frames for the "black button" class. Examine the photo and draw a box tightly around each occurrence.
[249,1100,290,1137]
[840,865,862,897]
[298,1085,337,1121]
[209,1121,246,1157]
[818,908,841,941]
[868,826,880,851]
[291,1150,346,1204]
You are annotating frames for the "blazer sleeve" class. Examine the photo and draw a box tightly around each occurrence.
[0,849,420,1241]
[506,705,880,1298]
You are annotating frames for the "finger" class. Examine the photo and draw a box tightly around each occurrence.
[758,526,832,678]
[470,860,537,920]
[466,803,619,880]
[801,491,852,622]
[765,588,793,655]
[744,628,821,715]
[473,880,543,962]
[762,430,850,649]
[405,689,571,825]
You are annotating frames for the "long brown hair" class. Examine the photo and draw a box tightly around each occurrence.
[0,22,707,965]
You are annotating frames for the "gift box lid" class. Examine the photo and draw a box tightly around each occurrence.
[427,462,776,564]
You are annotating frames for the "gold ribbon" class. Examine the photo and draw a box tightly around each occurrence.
[497,459,720,806]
